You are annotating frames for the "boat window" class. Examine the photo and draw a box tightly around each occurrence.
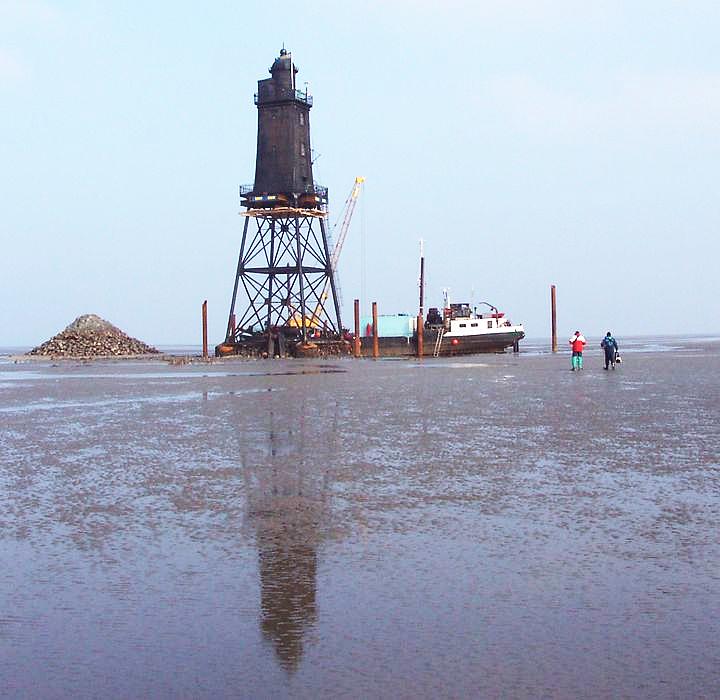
[459,323,466,328]
[487,321,493,328]
[471,323,478,327]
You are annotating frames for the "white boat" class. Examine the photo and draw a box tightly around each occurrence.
[359,300,525,357]
[424,301,525,355]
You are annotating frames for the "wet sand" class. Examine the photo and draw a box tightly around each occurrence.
[1,338,719,698]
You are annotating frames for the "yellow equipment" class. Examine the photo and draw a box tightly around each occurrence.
[285,177,365,331]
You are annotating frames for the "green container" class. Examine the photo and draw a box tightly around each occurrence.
[359,314,415,338]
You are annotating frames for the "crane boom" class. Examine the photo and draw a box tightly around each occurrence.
[307,176,365,329]
[310,176,365,325]
[327,176,364,309]
[330,176,365,273]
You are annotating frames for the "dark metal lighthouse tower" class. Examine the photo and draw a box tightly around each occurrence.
[218,49,343,357]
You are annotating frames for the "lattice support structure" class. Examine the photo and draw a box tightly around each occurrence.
[224,207,342,347]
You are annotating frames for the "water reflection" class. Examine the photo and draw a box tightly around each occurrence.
[2,350,719,697]
[258,540,317,671]
[241,398,333,672]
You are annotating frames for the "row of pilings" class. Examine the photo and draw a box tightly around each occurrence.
[200,284,561,359]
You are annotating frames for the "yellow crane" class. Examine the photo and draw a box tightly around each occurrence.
[302,176,365,329]
[330,176,365,280]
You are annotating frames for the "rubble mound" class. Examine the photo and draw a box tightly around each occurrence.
[28,314,159,357]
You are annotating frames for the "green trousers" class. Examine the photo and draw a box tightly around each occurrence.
[572,352,583,370]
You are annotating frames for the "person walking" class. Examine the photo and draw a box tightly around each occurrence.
[569,330,586,371]
[600,331,619,370]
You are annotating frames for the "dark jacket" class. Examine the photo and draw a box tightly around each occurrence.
[601,336,618,356]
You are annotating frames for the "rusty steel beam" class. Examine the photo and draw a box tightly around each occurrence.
[417,315,424,358]
[372,302,379,359]
[202,300,208,359]
[551,284,558,353]
[354,299,361,358]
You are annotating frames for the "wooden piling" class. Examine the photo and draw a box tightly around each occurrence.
[372,301,379,358]
[418,242,425,358]
[419,256,425,317]
[551,284,558,352]
[417,315,424,357]
[202,300,208,359]
[353,299,361,358]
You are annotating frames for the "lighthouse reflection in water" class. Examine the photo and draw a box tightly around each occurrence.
[241,393,334,671]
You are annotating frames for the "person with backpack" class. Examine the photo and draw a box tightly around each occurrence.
[600,331,619,370]
[569,330,586,371]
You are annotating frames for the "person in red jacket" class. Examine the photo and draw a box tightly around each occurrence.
[569,330,586,371]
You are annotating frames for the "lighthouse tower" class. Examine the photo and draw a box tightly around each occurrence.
[219,49,342,356]
[253,49,315,199]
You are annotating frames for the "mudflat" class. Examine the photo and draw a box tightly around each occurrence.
[1,337,718,698]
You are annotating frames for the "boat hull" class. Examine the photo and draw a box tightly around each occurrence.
[359,329,525,357]
[215,328,524,359]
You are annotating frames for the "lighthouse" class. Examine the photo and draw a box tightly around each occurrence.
[219,48,342,357]
[252,48,316,201]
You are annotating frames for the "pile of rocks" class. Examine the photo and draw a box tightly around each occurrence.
[28,314,159,357]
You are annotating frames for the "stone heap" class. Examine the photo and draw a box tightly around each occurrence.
[28,314,159,357]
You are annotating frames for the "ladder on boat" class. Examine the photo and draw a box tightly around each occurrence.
[433,329,444,357]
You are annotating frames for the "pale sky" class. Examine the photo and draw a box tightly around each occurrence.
[2,0,719,346]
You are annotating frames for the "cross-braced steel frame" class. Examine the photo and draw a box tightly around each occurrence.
[225,207,342,345]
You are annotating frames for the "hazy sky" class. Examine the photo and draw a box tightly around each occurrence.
[2,0,719,346]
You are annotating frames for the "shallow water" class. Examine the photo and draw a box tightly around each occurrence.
[1,339,719,698]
